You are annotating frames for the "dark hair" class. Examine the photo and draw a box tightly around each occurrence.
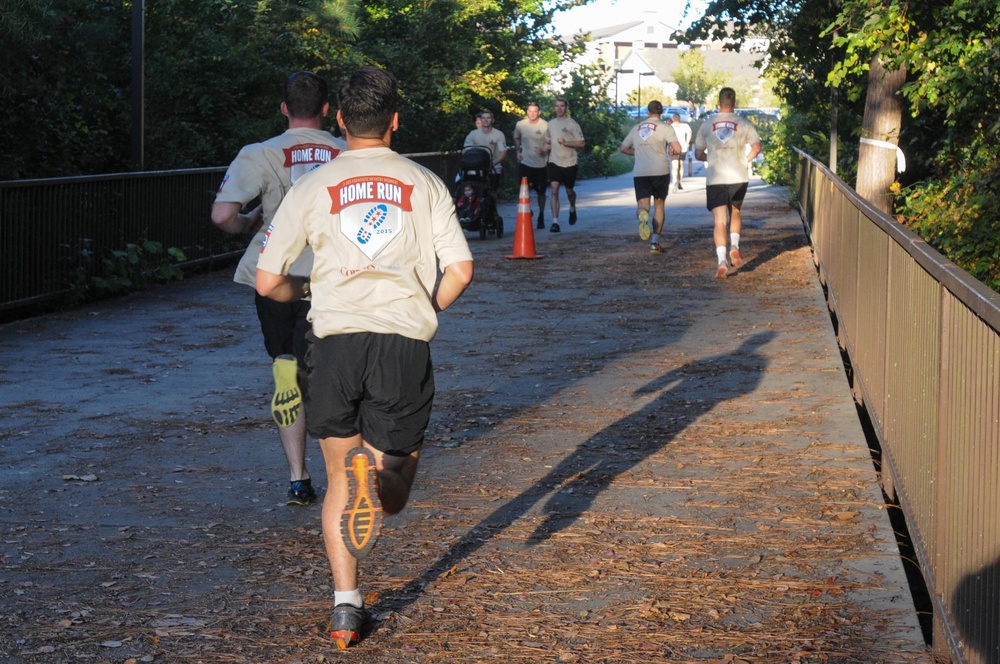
[526,102,540,111]
[647,100,663,115]
[283,71,329,119]
[338,66,399,138]
[719,87,737,109]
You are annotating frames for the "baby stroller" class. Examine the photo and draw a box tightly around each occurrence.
[453,146,504,240]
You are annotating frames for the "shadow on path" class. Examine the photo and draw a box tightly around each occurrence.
[952,555,1000,661]
[376,330,776,627]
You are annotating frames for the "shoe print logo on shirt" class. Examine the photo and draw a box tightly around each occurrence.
[329,176,415,260]
[357,204,388,244]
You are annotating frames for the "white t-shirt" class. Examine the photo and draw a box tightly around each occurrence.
[514,117,549,169]
[694,112,761,185]
[215,128,345,287]
[257,147,473,342]
[545,116,585,167]
[620,118,678,177]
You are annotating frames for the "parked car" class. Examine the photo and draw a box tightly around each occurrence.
[664,106,693,123]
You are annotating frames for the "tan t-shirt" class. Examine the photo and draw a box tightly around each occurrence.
[620,118,677,177]
[514,117,549,169]
[257,147,473,342]
[694,112,761,185]
[463,128,507,165]
[545,116,584,167]
[215,128,346,287]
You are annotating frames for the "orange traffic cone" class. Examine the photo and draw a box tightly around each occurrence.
[506,177,544,260]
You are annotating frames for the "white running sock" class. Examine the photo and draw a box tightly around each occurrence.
[730,233,740,250]
[716,245,728,265]
[335,589,364,608]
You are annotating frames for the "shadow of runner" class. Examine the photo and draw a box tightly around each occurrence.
[375,330,776,628]
[952,555,1000,661]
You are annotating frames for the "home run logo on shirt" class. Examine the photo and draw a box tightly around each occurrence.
[328,176,414,260]
[712,121,737,143]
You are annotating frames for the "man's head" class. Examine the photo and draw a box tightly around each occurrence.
[554,99,568,117]
[526,102,541,121]
[283,71,329,120]
[337,66,399,139]
[647,100,663,117]
[719,87,737,111]
[672,113,682,122]
[479,111,494,130]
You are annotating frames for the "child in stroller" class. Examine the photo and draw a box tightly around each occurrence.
[456,184,481,224]
[453,146,503,240]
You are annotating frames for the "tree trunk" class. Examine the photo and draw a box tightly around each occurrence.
[855,55,906,215]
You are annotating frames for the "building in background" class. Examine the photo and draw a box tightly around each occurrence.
[560,9,768,112]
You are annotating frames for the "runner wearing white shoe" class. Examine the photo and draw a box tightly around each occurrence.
[694,87,761,279]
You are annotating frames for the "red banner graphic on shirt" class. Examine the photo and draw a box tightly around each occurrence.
[327,176,415,214]
[282,144,341,166]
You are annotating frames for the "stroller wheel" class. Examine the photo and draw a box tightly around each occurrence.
[495,215,504,239]
[479,224,488,240]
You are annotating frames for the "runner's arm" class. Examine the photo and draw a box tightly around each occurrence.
[433,260,474,312]
[256,269,309,303]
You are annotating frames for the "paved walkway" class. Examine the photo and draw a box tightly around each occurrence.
[0,171,931,662]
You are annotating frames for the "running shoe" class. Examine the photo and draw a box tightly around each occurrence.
[650,244,664,254]
[729,248,744,268]
[716,264,729,280]
[342,447,382,560]
[271,355,302,428]
[329,603,367,649]
[638,221,651,241]
[550,222,561,233]
[568,210,577,225]
[286,478,316,506]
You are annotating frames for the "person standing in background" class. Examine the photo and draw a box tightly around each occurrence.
[670,112,692,192]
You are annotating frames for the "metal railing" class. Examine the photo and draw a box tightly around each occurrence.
[797,148,1000,664]
[0,151,461,317]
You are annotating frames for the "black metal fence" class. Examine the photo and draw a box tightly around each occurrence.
[0,151,461,319]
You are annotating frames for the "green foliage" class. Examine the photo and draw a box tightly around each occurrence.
[673,50,726,106]
[897,140,1000,292]
[625,84,669,106]
[72,238,187,301]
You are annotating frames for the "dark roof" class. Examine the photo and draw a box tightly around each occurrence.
[636,47,765,84]
[586,20,643,39]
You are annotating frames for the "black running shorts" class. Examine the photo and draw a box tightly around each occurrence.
[706,182,748,212]
[518,163,548,194]
[634,174,670,201]
[305,332,433,456]
[547,163,579,189]
[255,293,310,366]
